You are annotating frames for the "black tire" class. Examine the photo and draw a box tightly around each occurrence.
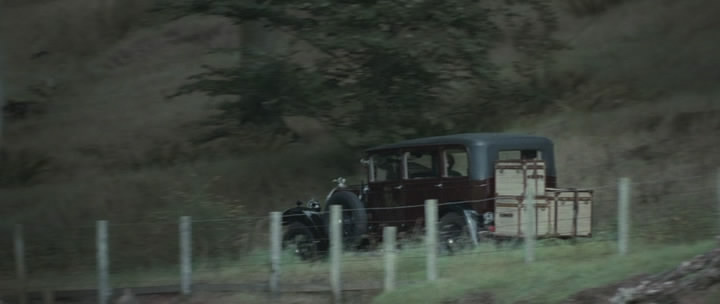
[283,221,319,261]
[439,212,474,255]
[324,191,368,248]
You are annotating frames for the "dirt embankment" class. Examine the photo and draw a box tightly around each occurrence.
[444,239,720,304]
[606,239,720,304]
[565,240,720,304]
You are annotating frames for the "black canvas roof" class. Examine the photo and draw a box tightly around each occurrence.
[364,133,553,153]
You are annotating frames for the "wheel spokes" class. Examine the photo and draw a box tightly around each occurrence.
[441,223,471,253]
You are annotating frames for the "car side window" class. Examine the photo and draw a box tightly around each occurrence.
[444,148,469,177]
[405,150,440,179]
[372,153,403,182]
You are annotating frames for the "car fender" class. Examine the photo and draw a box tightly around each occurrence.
[440,203,480,247]
[281,207,328,242]
[462,209,480,246]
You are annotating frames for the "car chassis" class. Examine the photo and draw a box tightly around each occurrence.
[280,133,594,259]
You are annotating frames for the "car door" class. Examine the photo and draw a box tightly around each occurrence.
[401,148,444,223]
[366,151,406,230]
[440,146,474,204]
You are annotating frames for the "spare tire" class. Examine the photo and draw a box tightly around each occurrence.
[324,191,368,247]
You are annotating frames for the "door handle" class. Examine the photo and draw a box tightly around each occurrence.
[393,185,403,190]
[434,183,443,188]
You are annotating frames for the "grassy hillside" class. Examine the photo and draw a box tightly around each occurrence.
[0,0,354,217]
[1,0,719,288]
[524,0,720,229]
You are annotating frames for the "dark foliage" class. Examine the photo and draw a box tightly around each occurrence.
[159,0,566,147]
[566,0,628,17]
[0,148,53,188]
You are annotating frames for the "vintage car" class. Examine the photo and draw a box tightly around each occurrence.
[281,133,593,259]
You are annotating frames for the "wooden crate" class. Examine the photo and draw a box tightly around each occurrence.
[546,188,593,237]
[494,197,521,237]
[494,196,552,237]
[495,162,525,197]
[494,160,546,197]
[526,160,546,197]
[522,199,553,236]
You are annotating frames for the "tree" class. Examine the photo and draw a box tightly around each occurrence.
[159,0,566,147]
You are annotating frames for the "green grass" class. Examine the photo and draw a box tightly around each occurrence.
[0,246,380,291]
[371,239,716,304]
[3,237,715,304]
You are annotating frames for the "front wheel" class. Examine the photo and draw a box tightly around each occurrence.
[283,221,319,261]
[324,191,368,249]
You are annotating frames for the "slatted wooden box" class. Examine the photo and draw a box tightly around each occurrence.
[494,160,546,197]
[546,188,594,237]
[493,196,553,237]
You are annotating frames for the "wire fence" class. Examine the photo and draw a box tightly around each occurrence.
[0,171,719,303]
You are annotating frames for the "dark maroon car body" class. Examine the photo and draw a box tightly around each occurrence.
[281,133,558,257]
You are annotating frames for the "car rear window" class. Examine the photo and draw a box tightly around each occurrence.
[498,149,543,161]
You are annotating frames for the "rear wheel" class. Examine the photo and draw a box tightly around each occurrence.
[439,212,474,254]
[283,221,319,261]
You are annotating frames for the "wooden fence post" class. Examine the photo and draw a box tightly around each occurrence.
[383,226,397,292]
[524,187,536,264]
[330,205,342,303]
[618,177,631,256]
[425,199,438,281]
[269,212,282,294]
[14,224,27,304]
[42,289,55,304]
[96,220,110,304]
[179,216,192,296]
[716,168,720,237]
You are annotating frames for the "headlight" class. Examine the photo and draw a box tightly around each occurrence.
[307,199,321,210]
